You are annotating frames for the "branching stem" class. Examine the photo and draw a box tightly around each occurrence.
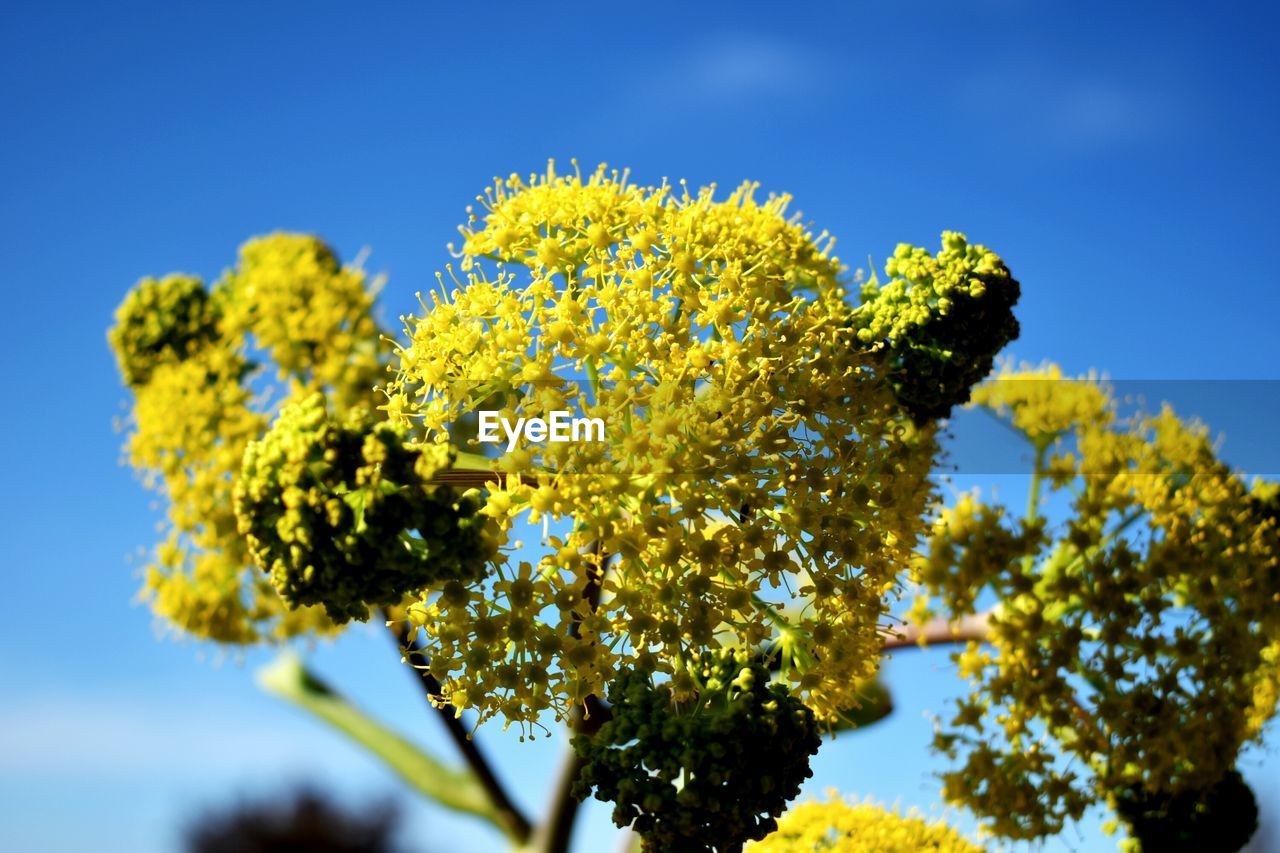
[534,546,612,853]
[879,610,993,650]
[388,620,534,844]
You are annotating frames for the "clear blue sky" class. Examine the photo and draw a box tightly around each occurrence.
[2,2,1278,851]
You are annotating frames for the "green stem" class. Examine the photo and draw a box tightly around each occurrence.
[534,695,612,853]
[532,546,611,853]
[1026,440,1049,526]
[1018,440,1050,575]
[391,623,534,844]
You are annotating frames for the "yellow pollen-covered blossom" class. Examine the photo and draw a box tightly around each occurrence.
[1246,640,1280,739]
[220,233,388,412]
[388,162,954,729]
[748,796,981,853]
[111,233,391,643]
[970,362,1111,446]
[108,273,221,388]
[917,365,1280,841]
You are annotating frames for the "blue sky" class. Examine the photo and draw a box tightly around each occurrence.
[2,2,1278,851]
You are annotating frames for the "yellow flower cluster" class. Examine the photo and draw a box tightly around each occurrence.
[220,234,387,412]
[108,274,220,388]
[112,234,389,643]
[856,232,1009,342]
[388,162,947,728]
[970,363,1110,447]
[917,365,1280,840]
[1247,639,1280,739]
[129,346,273,642]
[748,796,981,853]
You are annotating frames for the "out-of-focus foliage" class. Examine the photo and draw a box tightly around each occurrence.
[389,162,1010,728]
[235,392,496,623]
[184,786,409,853]
[110,233,390,643]
[916,364,1280,842]
[573,649,821,853]
[748,795,981,853]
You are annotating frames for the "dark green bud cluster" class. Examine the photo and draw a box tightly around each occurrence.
[108,274,221,387]
[572,649,821,853]
[1248,479,1280,528]
[235,393,495,623]
[855,232,1020,423]
[1113,769,1258,853]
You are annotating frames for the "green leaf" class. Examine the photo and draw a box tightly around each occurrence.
[454,450,497,472]
[341,489,368,533]
[257,654,501,829]
[828,677,894,733]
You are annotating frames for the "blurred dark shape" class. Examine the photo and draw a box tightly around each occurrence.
[1115,769,1258,853]
[184,786,411,853]
[1243,776,1278,853]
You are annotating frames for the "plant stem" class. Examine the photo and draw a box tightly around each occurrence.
[879,610,993,650]
[538,748,588,853]
[534,546,610,853]
[428,469,539,488]
[1026,440,1049,525]
[536,695,612,853]
[388,620,534,844]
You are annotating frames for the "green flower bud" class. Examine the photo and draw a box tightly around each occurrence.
[235,392,495,623]
[572,649,821,852]
[855,232,1020,423]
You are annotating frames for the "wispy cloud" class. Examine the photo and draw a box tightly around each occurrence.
[669,34,821,102]
[565,32,831,162]
[957,63,1188,154]
[1045,79,1179,148]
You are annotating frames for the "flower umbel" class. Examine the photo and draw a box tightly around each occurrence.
[748,795,981,853]
[918,366,1280,840]
[855,231,1020,422]
[109,274,221,388]
[387,163,981,727]
[1111,769,1258,853]
[111,233,391,642]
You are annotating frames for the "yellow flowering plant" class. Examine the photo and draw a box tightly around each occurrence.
[387,164,966,732]
[746,795,982,853]
[916,365,1280,848]
[112,233,396,642]
[108,163,1277,853]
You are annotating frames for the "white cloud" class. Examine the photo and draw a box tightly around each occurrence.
[1046,80,1177,148]
[676,35,820,101]
[957,63,1187,154]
